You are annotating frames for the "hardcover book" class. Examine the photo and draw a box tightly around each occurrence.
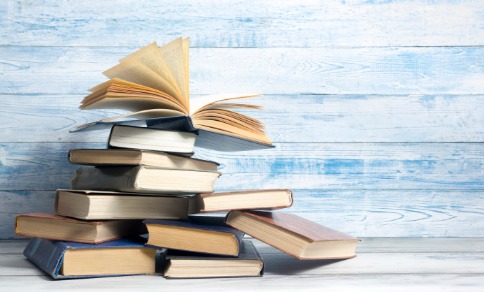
[225,210,358,260]
[107,125,196,154]
[68,148,219,172]
[23,237,157,279]
[55,189,192,220]
[73,37,273,151]
[15,213,144,244]
[193,189,293,213]
[163,240,263,279]
[70,165,221,194]
[144,217,244,256]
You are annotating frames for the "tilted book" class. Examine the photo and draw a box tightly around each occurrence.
[15,212,144,243]
[192,189,294,213]
[226,210,358,260]
[73,37,273,151]
[23,237,157,279]
[163,240,263,279]
[70,165,221,194]
[144,217,244,256]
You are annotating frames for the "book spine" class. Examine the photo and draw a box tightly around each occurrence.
[23,238,66,279]
[71,167,137,191]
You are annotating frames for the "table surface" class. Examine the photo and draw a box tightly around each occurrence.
[0,238,483,291]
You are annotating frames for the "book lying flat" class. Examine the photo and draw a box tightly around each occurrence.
[73,37,273,150]
[194,189,293,213]
[55,190,192,220]
[71,165,221,194]
[108,125,197,154]
[68,148,219,172]
[23,237,157,279]
[144,217,244,256]
[163,240,263,279]
[15,213,144,244]
[225,210,358,260]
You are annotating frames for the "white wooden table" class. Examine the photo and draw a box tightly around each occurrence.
[0,238,482,291]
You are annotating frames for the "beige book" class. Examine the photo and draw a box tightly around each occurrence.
[68,148,218,171]
[55,190,192,220]
[15,213,145,244]
[78,37,272,147]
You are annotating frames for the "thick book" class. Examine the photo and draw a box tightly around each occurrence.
[55,189,192,220]
[70,165,221,194]
[15,213,144,244]
[23,237,157,279]
[68,148,219,171]
[193,189,293,213]
[144,217,244,256]
[73,37,273,151]
[163,240,263,279]
[225,210,358,260]
[108,125,197,154]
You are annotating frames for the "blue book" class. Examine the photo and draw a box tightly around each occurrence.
[23,237,157,279]
[144,217,244,256]
[163,240,264,279]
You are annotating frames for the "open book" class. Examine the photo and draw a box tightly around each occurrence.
[76,37,273,150]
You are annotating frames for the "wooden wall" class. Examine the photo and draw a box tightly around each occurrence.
[1,0,483,238]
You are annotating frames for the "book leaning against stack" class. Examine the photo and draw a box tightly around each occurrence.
[15,37,358,280]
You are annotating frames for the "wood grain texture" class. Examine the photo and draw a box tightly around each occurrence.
[0,239,483,291]
[1,142,483,191]
[1,0,483,239]
[1,94,483,143]
[1,47,484,95]
[1,1,483,47]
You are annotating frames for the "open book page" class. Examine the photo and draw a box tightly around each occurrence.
[195,121,271,145]
[99,109,186,122]
[120,43,184,103]
[189,93,261,115]
[192,109,264,132]
[103,59,184,109]
[158,38,190,109]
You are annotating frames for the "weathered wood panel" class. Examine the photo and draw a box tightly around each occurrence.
[1,142,483,191]
[1,47,483,95]
[2,189,483,238]
[1,1,483,47]
[1,94,483,143]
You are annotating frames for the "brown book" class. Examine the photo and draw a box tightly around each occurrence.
[68,148,218,171]
[55,190,192,220]
[194,189,293,213]
[225,210,358,260]
[15,213,144,244]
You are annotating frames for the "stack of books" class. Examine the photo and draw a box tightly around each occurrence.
[15,37,358,280]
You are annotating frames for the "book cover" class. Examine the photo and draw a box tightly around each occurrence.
[163,240,264,278]
[226,210,358,260]
[144,218,244,256]
[74,116,274,151]
[70,165,221,194]
[23,237,156,279]
[15,212,144,244]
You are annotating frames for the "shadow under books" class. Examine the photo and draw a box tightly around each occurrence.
[261,252,349,275]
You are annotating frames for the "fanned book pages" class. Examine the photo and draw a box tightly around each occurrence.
[74,37,274,151]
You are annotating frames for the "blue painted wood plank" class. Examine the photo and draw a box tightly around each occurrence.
[0,142,482,191]
[1,47,483,95]
[2,190,483,239]
[1,1,483,47]
[0,94,482,143]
